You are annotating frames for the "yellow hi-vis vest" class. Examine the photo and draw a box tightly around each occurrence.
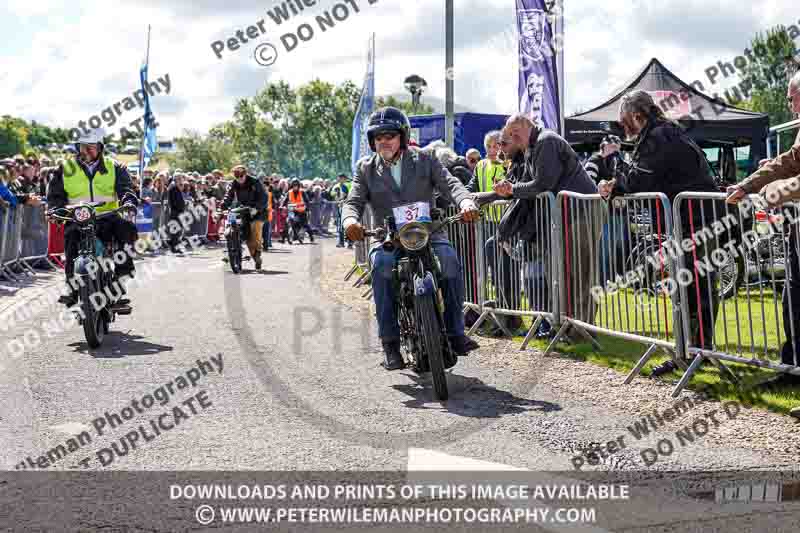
[63,157,118,214]
[475,159,506,222]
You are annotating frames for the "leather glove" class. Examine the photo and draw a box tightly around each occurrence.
[345,222,365,242]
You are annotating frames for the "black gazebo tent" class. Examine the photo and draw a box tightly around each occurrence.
[565,58,769,173]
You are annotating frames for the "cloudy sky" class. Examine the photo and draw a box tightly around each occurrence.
[1,0,797,141]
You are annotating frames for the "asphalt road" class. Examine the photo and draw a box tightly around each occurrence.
[1,237,799,531]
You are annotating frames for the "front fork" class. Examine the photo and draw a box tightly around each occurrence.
[404,255,446,320]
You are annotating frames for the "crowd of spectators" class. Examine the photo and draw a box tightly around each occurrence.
[1,152,353,260]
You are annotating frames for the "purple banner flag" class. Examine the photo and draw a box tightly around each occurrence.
[516,0,563,133]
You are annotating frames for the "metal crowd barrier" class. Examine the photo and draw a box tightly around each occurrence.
[545,192,687,384]
[185,200,209,242]
[671,192,800,396]
[447,194,559,348]
[1,206,25,282]
[19,204,59,271]
[320,199,336,234]
[308,198,323,232]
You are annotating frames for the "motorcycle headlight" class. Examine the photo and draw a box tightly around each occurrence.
[74,206,92,223]
[398,222,430,251]
[121,208,137,222]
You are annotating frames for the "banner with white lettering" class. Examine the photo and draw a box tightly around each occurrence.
[516,0,563,133]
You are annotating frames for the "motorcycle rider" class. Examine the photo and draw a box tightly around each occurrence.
[217,164,269,270]
[46,128,139,311]
[280,178,315,243]
[342,107,481,370]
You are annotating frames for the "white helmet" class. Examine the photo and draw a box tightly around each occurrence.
[76,127,106,145]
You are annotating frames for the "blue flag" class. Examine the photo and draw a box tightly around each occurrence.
[351,34,375,177]
[516,0,563,133]
[139,62,158,168]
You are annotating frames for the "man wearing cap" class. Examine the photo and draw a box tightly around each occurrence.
[217,164,269,270]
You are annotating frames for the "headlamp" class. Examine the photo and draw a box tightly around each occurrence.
[74,206,92,223]
[397,222,430,251]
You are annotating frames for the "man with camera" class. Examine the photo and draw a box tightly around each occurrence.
[586,136,631,285]
[598,90,720,377]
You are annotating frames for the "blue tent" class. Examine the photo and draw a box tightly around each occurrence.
[409,113,509,157]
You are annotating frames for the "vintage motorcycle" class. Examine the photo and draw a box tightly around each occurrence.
[287,203,307,244]
[218,205,253,274]
[363,206,475,401]
[47,201,137,348]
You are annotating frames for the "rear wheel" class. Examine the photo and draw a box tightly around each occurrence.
[416,292,447,401]
[80,283,104,348]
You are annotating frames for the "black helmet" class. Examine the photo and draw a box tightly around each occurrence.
[366,107,410,152]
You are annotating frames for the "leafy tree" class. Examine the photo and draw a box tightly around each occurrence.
[739,26,798,152]
[375,95,434,116]
[164,130,236,174]
[229,79,362,178]
[0,116,28,157]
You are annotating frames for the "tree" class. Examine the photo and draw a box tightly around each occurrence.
[0,116,28,157]
[229,79,362,178]
[375,95,434,116]
[740,26,798,152]
[164,130,236,174]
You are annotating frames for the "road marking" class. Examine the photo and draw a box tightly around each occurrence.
[49,422,92,435]
[407,448,612,532]
[407,447,526,471]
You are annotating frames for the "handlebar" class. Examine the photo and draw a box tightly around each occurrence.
[46,202,135,223]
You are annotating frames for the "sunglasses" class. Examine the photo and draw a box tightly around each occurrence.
[468,158,480,164]
[498,139,511,146]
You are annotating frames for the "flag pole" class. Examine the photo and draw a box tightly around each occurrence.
[138,24,152,193]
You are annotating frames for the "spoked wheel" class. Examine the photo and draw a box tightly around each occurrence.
[415,292,447,401]
[227,227,242,274]
[399,302,425,372]
[718,253,741,300]
[80,284,104,348]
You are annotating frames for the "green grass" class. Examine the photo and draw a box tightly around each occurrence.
[500,287,800,416]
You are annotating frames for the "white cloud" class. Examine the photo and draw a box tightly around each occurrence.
[3,0,798,139]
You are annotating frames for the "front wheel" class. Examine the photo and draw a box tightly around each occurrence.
[80,283,105,348]
[227,226,242,273]
[416,292,448,401]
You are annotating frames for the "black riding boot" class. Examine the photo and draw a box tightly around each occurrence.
[381,340,404,370]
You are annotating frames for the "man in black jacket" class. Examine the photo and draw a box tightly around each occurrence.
[493,114,599,328]
[218,165,269,269]
[598,90,720,376]
[166,174,187,254]
[585,136,630,285]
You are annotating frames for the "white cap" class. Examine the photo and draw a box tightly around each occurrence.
[76,127,106,144]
